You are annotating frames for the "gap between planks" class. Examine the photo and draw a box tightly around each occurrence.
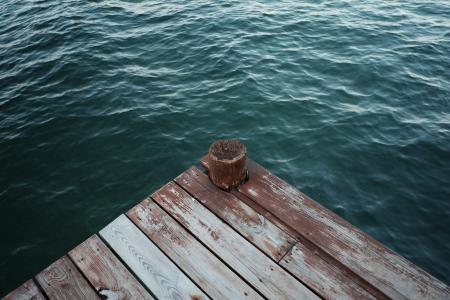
[69,234,155,299]
[201,156,450,300]
[35,255,100,299]
[127,197,264,300]
[175,167,386,300]
[174,167,298,262]
[2,279,46,300]
[151,181,319,300]
[100,214,209,300]
[5,156,448,300]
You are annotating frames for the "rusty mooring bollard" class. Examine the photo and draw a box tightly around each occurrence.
[208,140,247,191]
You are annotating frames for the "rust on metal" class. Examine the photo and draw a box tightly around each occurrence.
[208,139,247,191]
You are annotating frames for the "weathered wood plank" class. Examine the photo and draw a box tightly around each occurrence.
[128,198,263,300]
[178,167,386,299]
[69,234,154,300]
[228,158,450,300]
[152,181,319,300]
[229,187,299,240]
[2,279,45,300]
[202,156,301,238]
[100,214,207,300]
[175,166,297,261]
[280,242,380,300]
[35,256,99,300]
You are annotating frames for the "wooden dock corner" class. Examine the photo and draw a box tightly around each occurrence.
[3,140,449,299]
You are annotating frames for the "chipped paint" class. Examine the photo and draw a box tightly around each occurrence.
[174,167,298,262]
[156,176,319,299]
[240,159,450,300]
[247,188,258,197]
[131,186,263,299]
[99,288,119,300]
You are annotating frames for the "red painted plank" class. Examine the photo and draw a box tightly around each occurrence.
[69,235,153,299]
[175,166,297,261]
[36,256,99,300]
[179,166,386,299]
[2,279,45,300]
[280,242,382,300]
[208,157,450,300]
[152,181,319,300]
[128,198,262,299]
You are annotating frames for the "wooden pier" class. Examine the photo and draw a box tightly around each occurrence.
[3,143,449,299]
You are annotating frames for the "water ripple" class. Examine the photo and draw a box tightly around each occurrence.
[1,0,450,295]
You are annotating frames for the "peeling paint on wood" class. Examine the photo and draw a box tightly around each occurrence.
[2,280,45,300]
[5,155,449,299]
[35,256,99,300]
[236,159,450,300]
[98,288,120,300]
[280,242,384,300]
[128,198,262,300]
[100,215,207,300]
[175,166,297,261]
[152,182,319,300]
[68,235,153,300]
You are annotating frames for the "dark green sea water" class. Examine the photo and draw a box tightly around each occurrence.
[1,0,450,295]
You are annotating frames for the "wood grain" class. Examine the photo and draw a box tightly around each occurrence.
[199,160,388,299]
[2,279,45,300]
[229,158,450,300]
[280,242,380,300]
[35,256,99,300]
[128,198,262,300]
[207,139,247,190]
[100,214,207,300]
[152,181,319,300]
[175,167,297,261]
[69,234,154,299]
